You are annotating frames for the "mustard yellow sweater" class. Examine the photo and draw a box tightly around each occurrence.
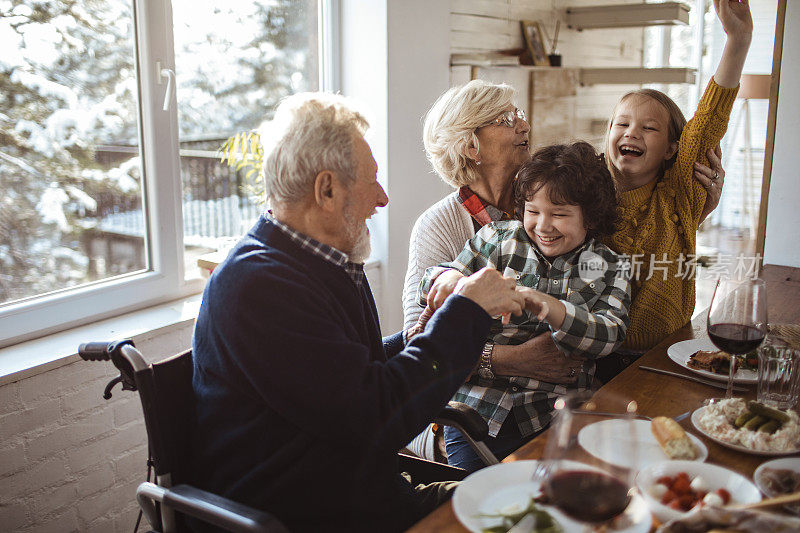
[604,80,738,351]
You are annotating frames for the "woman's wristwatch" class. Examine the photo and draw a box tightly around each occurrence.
[477,342,495,380]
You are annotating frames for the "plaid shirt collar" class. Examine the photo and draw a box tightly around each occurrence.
[457,186,512,227]
[266,213,365,287]
[529,234,591,270]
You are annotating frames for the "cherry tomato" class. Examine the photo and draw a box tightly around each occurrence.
[678,494,695,511]
[672,476,691,495]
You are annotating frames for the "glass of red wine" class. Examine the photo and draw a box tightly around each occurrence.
[707,277,768,399]
[537,392,639,530]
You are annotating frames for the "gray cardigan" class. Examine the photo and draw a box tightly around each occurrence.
[402,192,475,331]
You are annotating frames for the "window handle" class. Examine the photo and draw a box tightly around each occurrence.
[156,61,176,112]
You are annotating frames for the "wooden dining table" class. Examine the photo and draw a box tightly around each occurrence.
[407,264,800,532]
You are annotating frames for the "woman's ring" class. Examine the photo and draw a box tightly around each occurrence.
[712,171,719,181]
[569,368,575,378]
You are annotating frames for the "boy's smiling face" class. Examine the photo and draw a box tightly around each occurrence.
[523,184,587,258]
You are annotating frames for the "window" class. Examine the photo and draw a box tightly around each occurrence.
[0,0,334,348]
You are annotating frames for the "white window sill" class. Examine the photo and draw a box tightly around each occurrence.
[0,255,383,386]
[0,294,203,386]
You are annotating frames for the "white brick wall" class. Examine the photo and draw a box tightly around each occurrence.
[0,323,193,532]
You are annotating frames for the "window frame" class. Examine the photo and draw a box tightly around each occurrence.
[0,0,337,349]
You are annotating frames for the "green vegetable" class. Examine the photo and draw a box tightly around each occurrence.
[479,497,563,533]
[757,419,781,433]
[743,415,768,431]
[748,401,791,423]
[734,410,755,428]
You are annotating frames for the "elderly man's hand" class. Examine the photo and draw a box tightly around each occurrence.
[453,267,524,323]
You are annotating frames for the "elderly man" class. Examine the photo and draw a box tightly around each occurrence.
[190,92,528,532]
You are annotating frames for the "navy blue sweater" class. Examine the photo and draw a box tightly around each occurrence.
[191,216,490,531]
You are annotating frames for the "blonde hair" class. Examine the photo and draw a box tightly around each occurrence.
[604,89,687,175]
[423,80,517,188]
[260,92,369,204]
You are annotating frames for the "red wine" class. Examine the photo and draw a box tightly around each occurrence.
[546,470,631,523]
[708,323,765,355]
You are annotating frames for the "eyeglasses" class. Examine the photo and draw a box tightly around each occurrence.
[481,108,527,129]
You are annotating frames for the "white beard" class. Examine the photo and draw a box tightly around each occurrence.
[343,210,371,264]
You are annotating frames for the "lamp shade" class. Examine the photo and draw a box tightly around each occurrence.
[737,74,771,100]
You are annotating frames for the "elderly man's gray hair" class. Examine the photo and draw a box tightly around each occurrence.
[260,92,369,204]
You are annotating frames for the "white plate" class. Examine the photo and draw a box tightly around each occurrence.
[691,406,800,456]
[636,460,761,523]
[667,338,758,384]
[753,457,800,514]
[452,460,651,533]
[578,419,708,470]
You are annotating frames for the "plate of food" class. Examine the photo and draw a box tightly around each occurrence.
[577,418,708,470]
[691,398,800,456]
[636,460,761,523]
[667,338,758,384]
[753,457,800,514]
[452,460,652,533]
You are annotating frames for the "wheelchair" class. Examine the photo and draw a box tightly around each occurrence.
[79,340,497,532]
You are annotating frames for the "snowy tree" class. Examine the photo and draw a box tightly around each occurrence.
[0,0,140,302]
[0,0,317,304]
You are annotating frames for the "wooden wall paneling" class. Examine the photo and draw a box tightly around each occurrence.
[451,12,515,35]
[529,69,579,146]
[450,65,473,86]
[559,28,644,66]
[449,0,649,154]
[451,0,551,21]
[451,31,516,51]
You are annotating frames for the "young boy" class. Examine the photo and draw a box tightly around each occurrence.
[419,141,632,471]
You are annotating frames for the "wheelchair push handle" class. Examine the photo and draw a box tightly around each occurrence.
[78,339,145,399]
[78,341,116,361]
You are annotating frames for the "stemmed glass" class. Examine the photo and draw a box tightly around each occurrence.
[535,392,640,531]
[707,278,768,399]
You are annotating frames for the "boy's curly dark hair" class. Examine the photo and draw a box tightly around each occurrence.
[513,141,619,239]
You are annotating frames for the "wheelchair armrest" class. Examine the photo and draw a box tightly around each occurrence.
[433,401,499,467]
[434,401,489,442]
[137,482,289,533]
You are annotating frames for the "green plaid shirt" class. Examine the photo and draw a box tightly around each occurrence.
[419,221,631,437]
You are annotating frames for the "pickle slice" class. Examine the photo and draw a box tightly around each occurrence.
[747,401,791,423]
[734,410,755,428]
[757,419,781,434]
[743,415,768,431]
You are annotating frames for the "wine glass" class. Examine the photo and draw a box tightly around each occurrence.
[707,277,768,399]
[536,392,640,530]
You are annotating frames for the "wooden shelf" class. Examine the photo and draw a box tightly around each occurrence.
[579,67,696,85]
[450,52,521,67]
[565,2,690,30]
[453,58,697,86]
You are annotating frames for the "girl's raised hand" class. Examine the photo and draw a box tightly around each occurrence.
[712,0,752,87]
[714,0,753,42]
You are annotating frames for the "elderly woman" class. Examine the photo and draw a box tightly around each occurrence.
[403,81,584,385]
[402,79,727,470]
